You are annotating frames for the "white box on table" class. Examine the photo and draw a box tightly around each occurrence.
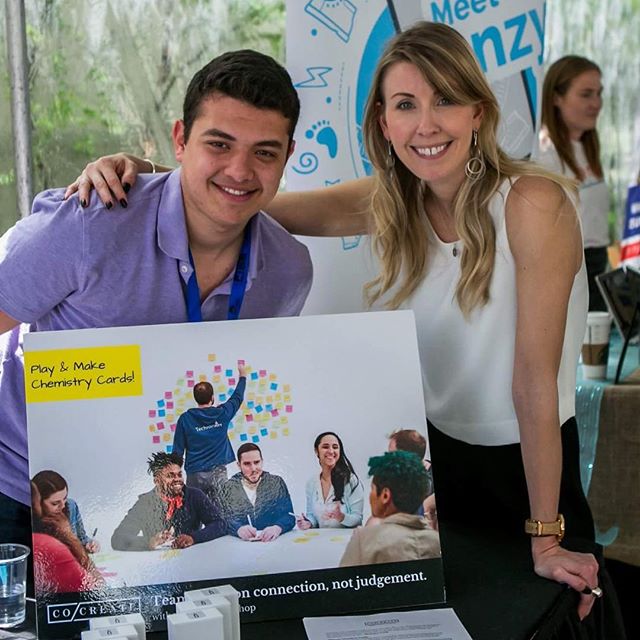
[177,596,232,639]
[89,613,146,639]
[184,584,240,640]
[166,608,224,640]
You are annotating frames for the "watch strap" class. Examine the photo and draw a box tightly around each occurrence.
[524,513,565,541]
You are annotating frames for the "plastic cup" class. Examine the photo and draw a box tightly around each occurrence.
[582,312,611,379]
[0,543,30,628]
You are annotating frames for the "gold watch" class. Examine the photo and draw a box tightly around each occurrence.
[525,513,565,542]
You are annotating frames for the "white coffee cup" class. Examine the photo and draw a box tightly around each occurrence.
[582,311,611,379]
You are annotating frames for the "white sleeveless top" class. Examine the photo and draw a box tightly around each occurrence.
[408,179,588,445]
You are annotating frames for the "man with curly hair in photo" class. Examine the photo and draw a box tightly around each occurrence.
[340,451,440,567]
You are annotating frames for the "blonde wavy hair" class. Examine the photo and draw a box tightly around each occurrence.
[363,22,571,316]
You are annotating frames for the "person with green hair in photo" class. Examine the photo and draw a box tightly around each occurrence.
[340,451,440,567]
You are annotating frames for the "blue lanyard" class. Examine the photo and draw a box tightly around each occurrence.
[184,226,252,322]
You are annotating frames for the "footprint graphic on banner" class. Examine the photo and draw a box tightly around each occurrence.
[306,120,338,159]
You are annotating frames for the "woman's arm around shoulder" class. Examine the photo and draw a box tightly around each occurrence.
[267,178,373,237]
[64,153,373,237]
[64,153,172,208]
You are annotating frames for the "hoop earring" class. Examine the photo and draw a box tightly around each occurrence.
[387,139,395,170]
[465,128,486,180]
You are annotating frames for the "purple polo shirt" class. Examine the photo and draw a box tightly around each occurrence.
[0,170,312,505]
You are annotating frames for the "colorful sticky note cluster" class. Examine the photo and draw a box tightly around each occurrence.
[147,362,295,448]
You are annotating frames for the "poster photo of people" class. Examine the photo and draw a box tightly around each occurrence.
[25,311,444,639]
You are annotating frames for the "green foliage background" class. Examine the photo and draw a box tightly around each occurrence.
[0,0,285,232]
[1,0,639,237]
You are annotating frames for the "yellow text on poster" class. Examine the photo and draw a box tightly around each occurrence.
[25,345,143,403]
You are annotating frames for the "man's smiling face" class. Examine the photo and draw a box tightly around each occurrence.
[173,92,294,233]
[155,463,184,498]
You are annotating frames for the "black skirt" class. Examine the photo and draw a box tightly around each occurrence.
[428,417,595,540]
[428,417,627,639]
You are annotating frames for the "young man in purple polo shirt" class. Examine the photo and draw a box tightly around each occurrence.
[0,50,312,564]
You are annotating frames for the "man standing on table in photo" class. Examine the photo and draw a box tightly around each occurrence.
[0,50,312,569]
[173,362,247,508]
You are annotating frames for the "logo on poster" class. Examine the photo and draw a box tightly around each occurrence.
[47,597,141,624]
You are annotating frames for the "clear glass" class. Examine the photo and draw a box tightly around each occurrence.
[0,544,30,628]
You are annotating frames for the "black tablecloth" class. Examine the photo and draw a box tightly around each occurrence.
[6,523,621,640]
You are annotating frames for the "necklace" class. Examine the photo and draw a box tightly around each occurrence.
[425,194,459,258]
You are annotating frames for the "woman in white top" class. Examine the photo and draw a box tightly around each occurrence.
[533,56,609,311]
[68,23,618,628]
[297,431,363,530]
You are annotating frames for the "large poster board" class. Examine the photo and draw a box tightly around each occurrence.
[25,312,444,639]
[285,0,546,314]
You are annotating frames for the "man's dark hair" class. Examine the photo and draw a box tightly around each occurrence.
[369,451,428,514]
[183,49,300,142]
[147,451,184,476]
[193,381,214,405]
[237,442,262,463]
[389,429,426,459]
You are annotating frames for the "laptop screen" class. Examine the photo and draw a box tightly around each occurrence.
[596,266,640,344]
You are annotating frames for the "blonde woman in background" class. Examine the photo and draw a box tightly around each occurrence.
[534,56,609,311]
[67,23,622,631]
